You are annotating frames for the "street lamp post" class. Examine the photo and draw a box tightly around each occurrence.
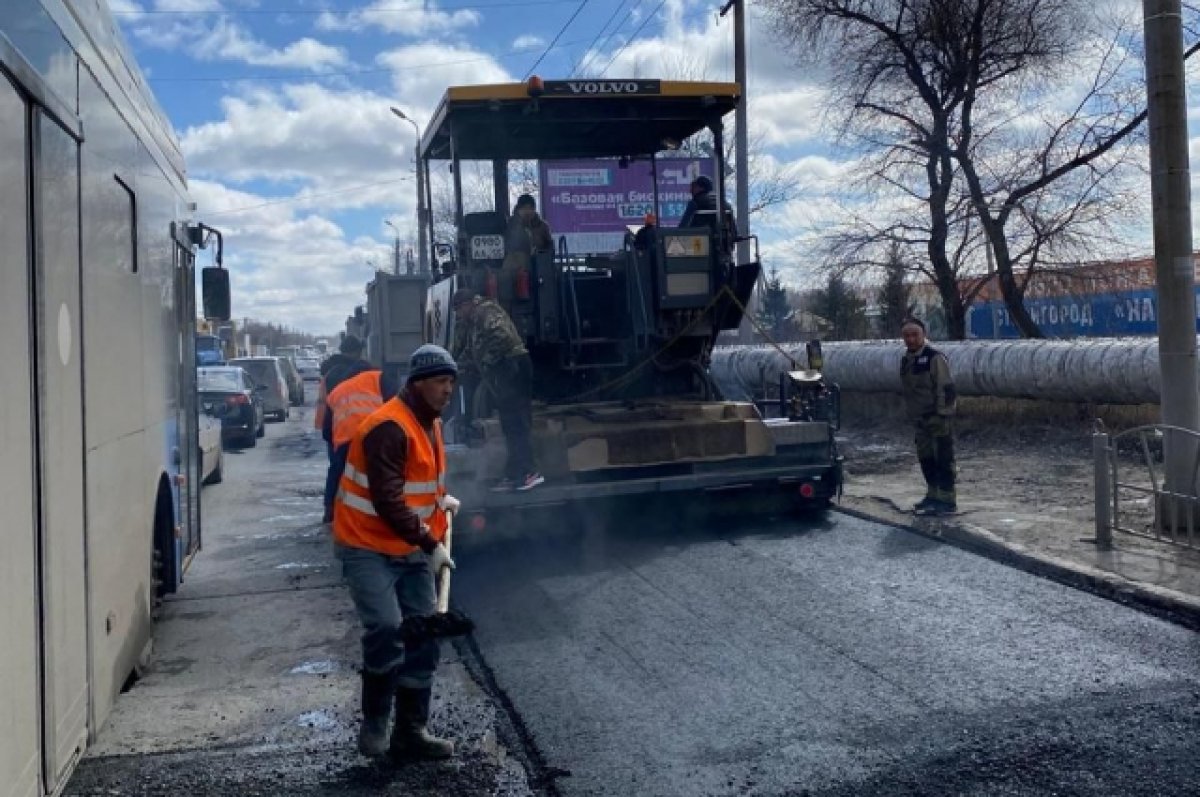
[391,107,429,274]
[384,219,403,274]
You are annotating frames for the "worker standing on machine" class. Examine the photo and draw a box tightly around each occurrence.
[332,344,460,762]
[451,288,543,491]
[507,193,554,254]
[900,317,958,516]
[678,175,736,250]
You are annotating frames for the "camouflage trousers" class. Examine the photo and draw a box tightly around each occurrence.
[914,414,956,504]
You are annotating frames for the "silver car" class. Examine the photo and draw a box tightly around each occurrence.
[229,357,291,422]
[295,357,322,381]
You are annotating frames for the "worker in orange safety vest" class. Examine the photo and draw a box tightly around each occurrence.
[332,344,460,762]
[322,368,398,521]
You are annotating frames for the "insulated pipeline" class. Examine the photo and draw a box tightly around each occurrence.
[711,339,1168,405]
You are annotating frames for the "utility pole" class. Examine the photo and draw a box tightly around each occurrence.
[391,107,429,273]
[721,0,753,338]
[1144,0,1199,491]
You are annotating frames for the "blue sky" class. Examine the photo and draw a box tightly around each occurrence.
[108,0,1164,334]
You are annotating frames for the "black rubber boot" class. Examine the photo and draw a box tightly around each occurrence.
[358,670,394,758]
[390,686,454,761]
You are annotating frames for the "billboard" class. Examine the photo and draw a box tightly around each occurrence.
[539,157,716,252]
[968,288,1200,338]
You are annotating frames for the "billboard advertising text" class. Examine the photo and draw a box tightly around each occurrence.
[539,157,716,235]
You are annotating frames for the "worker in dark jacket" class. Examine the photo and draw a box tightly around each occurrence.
[507,193,554,254]
[451,289,542,491]
[678,175,736,250]
[332,345,460,762]
[900,317,957,515]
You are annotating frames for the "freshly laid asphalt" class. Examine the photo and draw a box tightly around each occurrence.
[452,497,1200,796]
[65,408,1200,796]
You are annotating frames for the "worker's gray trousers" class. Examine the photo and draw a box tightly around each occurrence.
[335,543,439,689]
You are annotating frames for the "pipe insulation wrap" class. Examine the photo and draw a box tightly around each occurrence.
[711,339,1171,405]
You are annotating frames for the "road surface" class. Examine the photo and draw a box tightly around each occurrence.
[452,497,1200,796]
[65,413,1200,796]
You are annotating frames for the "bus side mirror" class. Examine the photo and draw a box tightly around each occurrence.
[202,267,231,321]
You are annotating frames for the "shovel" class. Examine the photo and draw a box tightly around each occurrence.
[399,509,475,644]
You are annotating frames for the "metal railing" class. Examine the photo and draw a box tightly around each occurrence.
[1093,421,1200,550]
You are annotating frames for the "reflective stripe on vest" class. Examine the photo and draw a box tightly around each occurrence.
[337,488,432,520]
[337,488,377,517]
[342,461,370,489]
[331,396,447,556]
[329,370,384,448]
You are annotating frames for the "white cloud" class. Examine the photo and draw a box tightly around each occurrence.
[191,18,348,70]
[107,0,146,18]
[182,84,417,194]
[191,179,399,333]
[512,35,545,50]
[317,0,480,37]
[378,43,512,113]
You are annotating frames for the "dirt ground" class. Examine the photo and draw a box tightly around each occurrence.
[835,401,1200,605]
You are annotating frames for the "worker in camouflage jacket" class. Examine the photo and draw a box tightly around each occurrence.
[450,289,543,491]
[900,317,957,515]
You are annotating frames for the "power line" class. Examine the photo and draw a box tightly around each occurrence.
[569,0,629,77]
[112,1,580,15]
[583,0,644,76]
[201,177,411,217]
[523,0,590,79]
[145,35,596,83]
[598,0,667,77]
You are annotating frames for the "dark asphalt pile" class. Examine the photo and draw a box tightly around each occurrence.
[451,497,1200,796]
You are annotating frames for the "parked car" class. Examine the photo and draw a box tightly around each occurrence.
[229,357,290,422]
[278,357,305,406]
[198,366,266,448]
[198,408,224,484]
[295,357,322,382]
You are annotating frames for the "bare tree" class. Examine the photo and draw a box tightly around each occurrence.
[821,161,992,339]
[765,0,1149,338]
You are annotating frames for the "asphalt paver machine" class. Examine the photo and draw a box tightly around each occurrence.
[416,78,842,517]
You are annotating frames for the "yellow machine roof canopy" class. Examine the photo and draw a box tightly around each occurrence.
[420,79,741,161]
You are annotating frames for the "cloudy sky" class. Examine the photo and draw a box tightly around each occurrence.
[108,0,1170,335]
[110,0,839,334]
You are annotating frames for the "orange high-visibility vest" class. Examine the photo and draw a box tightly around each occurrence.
[332,398,447,556]
[328,370,384,448]
[314,377,328,430]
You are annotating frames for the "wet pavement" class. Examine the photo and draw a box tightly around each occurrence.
[66,400,1200,796]
[64,394,536,796]
[453,497,1200,796]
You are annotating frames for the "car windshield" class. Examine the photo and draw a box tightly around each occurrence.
[198,370,242,391]
[296,359,318,368]
[233,360,275,383]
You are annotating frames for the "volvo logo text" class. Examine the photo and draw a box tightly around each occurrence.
[567,81,642,95]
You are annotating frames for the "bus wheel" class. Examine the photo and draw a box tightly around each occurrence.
[151,478,176,617]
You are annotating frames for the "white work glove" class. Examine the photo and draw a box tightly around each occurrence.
[428,542,455,573]
[439,494,461,515]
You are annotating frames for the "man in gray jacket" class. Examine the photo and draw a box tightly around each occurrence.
[900,318,957,515]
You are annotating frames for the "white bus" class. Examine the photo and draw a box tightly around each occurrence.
[0,2,227,794]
